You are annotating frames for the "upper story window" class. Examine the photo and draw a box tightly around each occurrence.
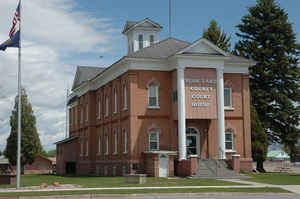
[105,95,109,117]
[123,128,128,154]
[86,104,88,122]
[74,107,77,124]
[150,35,154,45]
[123,84,128,110]
[98,98,101,120]
[147,79,160,108]
[224,88,232,108]
[225,128,234,151]
[114,88,118,114]
[138,34,143,50]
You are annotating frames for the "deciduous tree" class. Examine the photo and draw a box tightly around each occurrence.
[4,88,43,169]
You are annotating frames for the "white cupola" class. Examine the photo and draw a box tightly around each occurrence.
[122,18,163,54]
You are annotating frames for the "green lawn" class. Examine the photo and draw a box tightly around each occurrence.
[0,188,290,197]
[246,173,300,185]
[0,174,245,189]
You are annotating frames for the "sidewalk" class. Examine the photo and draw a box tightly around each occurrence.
[0,179,299,195]
[220,179,300,195]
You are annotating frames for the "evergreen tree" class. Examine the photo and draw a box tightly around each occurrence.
[251,104,268,172]
[4,88,43,168]
[234,0,300,159]
[202,19,231,52]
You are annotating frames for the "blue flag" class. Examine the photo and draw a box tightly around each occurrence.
[0,2,20,51]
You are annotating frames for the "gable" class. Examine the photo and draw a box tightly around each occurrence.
[185,42,222,55]
[176,38,229,57]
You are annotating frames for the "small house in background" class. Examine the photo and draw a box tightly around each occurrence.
[0,156,11,174]
[267,150,290,161]
[23,155,53,174]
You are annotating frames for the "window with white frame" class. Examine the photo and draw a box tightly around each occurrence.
[98,98,101,119]
[114,129,118,154]
[123,84,127,110]
[105,133,109,155]
[86,104,88,121]
[224,88,232,108]
[105,95,109,117]
[114,87,118,113]
[150,35,154,45]
[149,130,159,151]
[86,137,88,156]
[138,34,143,50]
[123,128,127,153]
[148,85,159,108]
[98,136,101,154]
[225,129,234,151]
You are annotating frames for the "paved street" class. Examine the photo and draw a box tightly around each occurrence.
[16,193,300,199]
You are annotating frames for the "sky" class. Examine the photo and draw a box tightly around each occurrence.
[0,0,299,152]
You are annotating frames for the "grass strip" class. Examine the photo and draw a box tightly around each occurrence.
[0,187,290,197]
[246,173,300,185]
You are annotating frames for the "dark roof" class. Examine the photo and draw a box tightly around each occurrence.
[72,66,105,90]
[55,136,78,145]
[127,37,191,59]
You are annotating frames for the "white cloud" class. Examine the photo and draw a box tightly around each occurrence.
[0,0,120,151]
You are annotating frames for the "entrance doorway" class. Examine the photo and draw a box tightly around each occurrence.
[159,154,169,177]
[186,127,200,156]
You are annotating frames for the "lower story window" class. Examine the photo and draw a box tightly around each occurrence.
[149,131,159,151]
[225,131,234,151]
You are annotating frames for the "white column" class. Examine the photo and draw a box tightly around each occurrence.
[217,67,226,159]
[177,67,186,160]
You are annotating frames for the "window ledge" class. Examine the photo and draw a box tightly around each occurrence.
[113,152,118,155]
[123,107,128,111]
[224,107,234,111]
[148,106,160,109]
[105,153,109,156]
[123,152,128,155]
[225,150,236,153]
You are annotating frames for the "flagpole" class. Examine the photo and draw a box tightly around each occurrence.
[169,0,171,38]
[16,0,22,190]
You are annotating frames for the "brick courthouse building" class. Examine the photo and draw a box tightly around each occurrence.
[56,18,255,177]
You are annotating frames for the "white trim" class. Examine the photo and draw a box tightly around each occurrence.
[113,87,118,114]
[176,38,229,57]
[122,18,163,35]
[186,127,201,157]
[225,129,235,151]
[123,84,128,111]
[224,88,233,109]
[148,127,160,151]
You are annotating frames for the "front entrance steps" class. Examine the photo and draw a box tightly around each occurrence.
[190,159,247,179]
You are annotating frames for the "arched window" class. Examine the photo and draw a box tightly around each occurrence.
[105,95,109,117]
[123,84,128,110]
[225,128,234,151]
[105,130,109,155]
[148,124,160,151]
[114,87,118,114]
[147,79,160,108]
